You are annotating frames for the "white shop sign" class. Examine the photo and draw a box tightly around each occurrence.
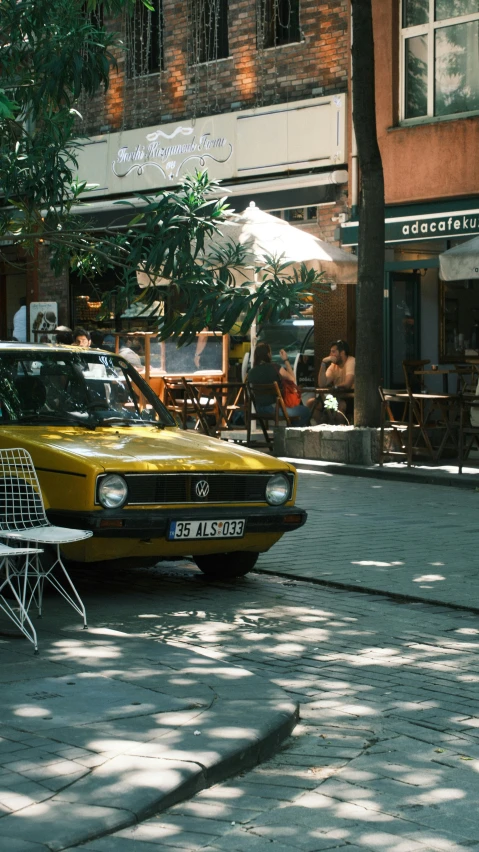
[75,94,346,197]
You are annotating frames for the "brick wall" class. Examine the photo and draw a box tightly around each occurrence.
[310,185,355,369]
[80,0,349,134]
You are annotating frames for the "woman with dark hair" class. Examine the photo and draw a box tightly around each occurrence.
[248,342,309,425]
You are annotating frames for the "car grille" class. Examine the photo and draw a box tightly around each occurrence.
[121,473,294,505]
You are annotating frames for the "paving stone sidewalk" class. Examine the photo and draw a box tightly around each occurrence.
[0,623,297,851]
[258,467,479,613]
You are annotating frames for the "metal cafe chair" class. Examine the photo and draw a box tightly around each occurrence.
[0,542,43,653]
[0,447,92,630]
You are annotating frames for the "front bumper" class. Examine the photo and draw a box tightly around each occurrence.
[47,505,308,538]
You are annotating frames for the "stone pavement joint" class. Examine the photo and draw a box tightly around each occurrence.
[0,628,298,851]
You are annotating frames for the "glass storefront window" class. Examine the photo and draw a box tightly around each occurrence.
[440,280,479,360]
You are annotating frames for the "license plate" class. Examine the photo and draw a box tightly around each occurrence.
[167,519,245,541]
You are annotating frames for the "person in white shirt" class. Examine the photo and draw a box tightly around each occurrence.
[12,297,27,342]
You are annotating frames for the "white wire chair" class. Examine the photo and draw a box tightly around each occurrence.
[0,447,92,630]
[0,542,43,653]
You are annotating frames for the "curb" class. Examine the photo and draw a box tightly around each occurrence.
[282,457,479,490]
[0,635,298,852]
[254,567,479,617]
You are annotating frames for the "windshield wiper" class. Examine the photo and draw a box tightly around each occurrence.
[15,412,96,430]
[96,416,137,426]
[96,414,167,428]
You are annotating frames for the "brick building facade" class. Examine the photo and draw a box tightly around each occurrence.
[4,1,356,360]
[81,0,349,134]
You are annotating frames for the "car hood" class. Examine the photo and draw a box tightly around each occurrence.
[0,425,292,474]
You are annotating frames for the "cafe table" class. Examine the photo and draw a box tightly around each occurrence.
[306,387,355,425]
[414,368,460,394]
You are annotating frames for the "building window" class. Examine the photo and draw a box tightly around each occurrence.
[127,0,164,77]
[190,0,229,64]
[257,0,301,49]
[269,207,317,221]
[401,0,479,120]
[83,2,104,30]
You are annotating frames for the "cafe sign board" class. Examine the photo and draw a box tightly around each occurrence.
[75,94,347,196]
[341,206,479,246]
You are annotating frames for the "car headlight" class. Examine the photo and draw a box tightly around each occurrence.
[265,473,290,506]
[98,474,128,509]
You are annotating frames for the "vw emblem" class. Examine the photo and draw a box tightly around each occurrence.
[195,480,210,499]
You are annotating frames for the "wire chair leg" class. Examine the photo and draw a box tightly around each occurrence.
[42,546,88,628]
[21,547,87,628]
[0,558,38,652]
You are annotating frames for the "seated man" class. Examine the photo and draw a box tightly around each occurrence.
[309,339,355,419]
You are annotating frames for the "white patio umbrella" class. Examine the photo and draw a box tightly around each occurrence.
[439,236,479,281]
[136,201,357,359]
[137,202,357,286]
[207,202,357,357]
[208,202,358,285]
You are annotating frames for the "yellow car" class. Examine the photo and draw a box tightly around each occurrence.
[0,343,306,578]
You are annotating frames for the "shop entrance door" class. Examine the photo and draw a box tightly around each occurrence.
[387,271,421,388]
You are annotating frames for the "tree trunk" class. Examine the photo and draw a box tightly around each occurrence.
[351,0,385,427]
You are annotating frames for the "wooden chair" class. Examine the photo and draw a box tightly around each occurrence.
[402,359,431,394]
[246,381,299,450]
[162,378,213,435]
[194,382,249,437]
[378,386,410,465]
[458,391,479,473]
[455,364,479,395]
[402,359,458,462]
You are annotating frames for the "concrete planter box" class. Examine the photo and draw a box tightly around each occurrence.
[277,425,395,465]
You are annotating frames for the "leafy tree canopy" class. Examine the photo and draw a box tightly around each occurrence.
[0,0,327,342]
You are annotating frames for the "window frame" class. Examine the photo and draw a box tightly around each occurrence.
[400,0,479,122]
[257,0,301,50]
[126,0,164,79]
[189,0,229,66]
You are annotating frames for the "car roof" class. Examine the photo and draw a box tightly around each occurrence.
[0,342,110,356]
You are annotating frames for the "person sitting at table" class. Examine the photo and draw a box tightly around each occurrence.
[308,339,355,420]
[248,342,310,426]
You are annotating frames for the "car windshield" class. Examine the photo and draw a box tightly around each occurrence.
[0,350,175,428]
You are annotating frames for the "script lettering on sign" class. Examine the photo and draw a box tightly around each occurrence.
[112,126,233,182]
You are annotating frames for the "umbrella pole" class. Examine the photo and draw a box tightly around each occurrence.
[250,273,259,367]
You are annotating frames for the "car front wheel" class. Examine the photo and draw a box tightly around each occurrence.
[193,551,259,579]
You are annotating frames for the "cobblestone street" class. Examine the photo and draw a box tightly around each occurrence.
[68,472,479,852]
